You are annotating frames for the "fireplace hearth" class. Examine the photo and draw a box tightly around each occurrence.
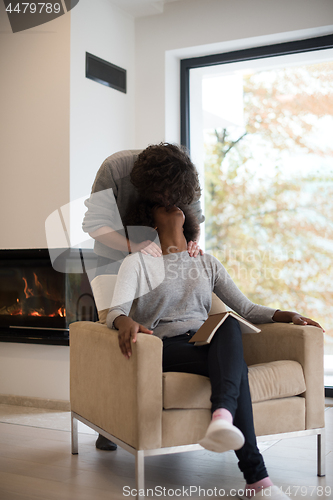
[0,249,98,345]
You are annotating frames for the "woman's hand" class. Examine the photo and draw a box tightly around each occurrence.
[187,240,204,257]
[114,315,153,359]
[291,313,324,331]
[273,310,324,331]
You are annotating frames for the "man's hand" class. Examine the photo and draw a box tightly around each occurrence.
[130,240,162,257]
[187,240,204,257]
[273,310,324,331]
[114,315,153,359]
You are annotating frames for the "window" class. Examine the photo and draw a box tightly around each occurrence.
[181,35,333,393]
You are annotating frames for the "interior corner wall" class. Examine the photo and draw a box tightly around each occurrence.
[134,0,333,147]
[69,0,136,218]
[0,3,71,250]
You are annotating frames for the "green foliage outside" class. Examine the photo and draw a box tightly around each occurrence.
[204,63,333,348]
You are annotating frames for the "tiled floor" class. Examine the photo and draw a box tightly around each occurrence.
[0,404,332,500]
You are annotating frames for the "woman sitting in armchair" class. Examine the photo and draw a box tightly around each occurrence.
[106,202,323,500]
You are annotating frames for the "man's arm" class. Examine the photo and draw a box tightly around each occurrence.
[183,203,204,257]
[83,151,161,256]
[82,151,138,238]
[89,226,161,256]
[190,198,205,224]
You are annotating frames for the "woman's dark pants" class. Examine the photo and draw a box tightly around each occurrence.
[162,316,268,484]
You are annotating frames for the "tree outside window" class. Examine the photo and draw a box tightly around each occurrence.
[198,61,333,363]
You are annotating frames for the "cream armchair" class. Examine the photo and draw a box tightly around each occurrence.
[70,274,325,496]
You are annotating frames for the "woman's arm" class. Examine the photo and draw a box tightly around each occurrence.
[114,315,153,359]
[272,310,324,330]
[212,259,276,323]
[106,254,154,358]
[212,257,324,329]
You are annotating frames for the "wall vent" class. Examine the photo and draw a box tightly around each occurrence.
[86,53,126,93]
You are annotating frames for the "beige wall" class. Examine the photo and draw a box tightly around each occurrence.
[0,343,70,401]
[0,2,71,249]
[69,0,135,248]
[0,4,71,402]
[0,0,136,402]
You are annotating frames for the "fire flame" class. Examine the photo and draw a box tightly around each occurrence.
[49,307,66,318]
[13,275,66,317]
[58,307,65,317]
[22,277,33,299]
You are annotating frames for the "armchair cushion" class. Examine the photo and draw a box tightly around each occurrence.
[242,323,325,429]
[163,359,306,410]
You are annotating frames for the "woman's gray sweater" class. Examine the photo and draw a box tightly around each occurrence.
[107,251,276,339]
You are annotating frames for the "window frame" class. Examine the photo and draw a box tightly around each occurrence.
[180,34,333,397]
[180,34,333,149]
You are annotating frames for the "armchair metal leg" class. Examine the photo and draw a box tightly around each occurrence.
[71,412,78,455]
[135,450,145,497]
[317,429,326,477]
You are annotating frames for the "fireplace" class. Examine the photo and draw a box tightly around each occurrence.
[0,249,98,345]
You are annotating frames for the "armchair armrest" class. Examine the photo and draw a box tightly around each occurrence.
[70,321,163,450]
[242,323,325,430]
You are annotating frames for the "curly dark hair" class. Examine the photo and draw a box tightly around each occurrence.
[130,143,201,206]
[123,201,200,244]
